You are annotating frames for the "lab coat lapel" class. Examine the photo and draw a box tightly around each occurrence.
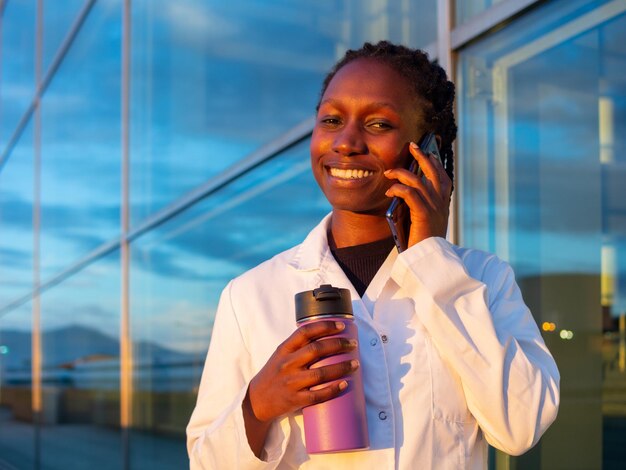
[287,213,401,325]
[287,213,372,323]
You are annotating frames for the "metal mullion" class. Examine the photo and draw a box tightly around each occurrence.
[120,0,131,468]
[32,1,43,469]
[448,0,460,246]
[437,0,452,76]
[437,0,458,245]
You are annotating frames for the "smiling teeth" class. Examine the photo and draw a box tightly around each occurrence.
[329,168,373,179]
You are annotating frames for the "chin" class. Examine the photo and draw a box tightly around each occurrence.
[330,200,388,217]
[322,185,391,215]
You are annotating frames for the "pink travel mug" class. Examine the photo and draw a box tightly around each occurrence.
[295,284,369,453]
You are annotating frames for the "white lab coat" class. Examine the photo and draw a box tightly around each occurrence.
[187,214,559,469]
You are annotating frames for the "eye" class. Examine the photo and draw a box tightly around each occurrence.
[367,120,393,131]
[318,115,342,127]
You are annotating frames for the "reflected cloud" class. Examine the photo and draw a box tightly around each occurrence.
[0,247,31,270]
[164,3,240,40]
[0,195,32,230]
[132,246,230,282]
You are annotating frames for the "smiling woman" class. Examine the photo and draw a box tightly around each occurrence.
[187,41,560,470]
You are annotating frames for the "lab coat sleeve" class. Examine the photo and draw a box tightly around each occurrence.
[186,280,290,469]
[390,237,560,456]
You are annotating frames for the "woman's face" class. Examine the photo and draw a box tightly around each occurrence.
[310,58,426,216]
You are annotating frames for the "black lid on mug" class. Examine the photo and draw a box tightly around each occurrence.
[295,284,353,322]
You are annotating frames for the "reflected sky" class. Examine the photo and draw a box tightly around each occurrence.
[0,0,35,149]
[0,119,33,306]
[0,0,438,319]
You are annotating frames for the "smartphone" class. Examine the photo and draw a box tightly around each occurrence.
[385,132,442,253]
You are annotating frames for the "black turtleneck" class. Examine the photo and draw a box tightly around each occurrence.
[328,231,395,297]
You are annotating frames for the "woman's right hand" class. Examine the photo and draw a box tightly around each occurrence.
[247,320,359,423]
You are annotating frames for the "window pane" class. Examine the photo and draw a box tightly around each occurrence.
[129,139,330,466]
[40,251,121,469]
[458,0,626,468]
[40,0,121,281]
[0,303,34,469]
[455,0,506,26]
[0,119,33,306]
[130,0,437,225]
[1,0,35,151]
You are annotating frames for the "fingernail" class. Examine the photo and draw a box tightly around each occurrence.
[410,142,418,149]
[335,321,345,330]
[338,380,348,391]
[348,339,358,348]
[385,190,391,197]
[351,360,359,369]
[384,169,391,175]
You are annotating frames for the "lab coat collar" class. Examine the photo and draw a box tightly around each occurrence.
[287,213,333,272]
[287,213,399,318]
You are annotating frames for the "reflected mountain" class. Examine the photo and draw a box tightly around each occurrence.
[0,324,197,380]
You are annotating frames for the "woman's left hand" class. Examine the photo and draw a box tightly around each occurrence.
[384,141,452,249]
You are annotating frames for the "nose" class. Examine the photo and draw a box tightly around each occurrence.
[332,122,367,156]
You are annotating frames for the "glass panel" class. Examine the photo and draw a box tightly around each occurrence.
[0,303,34,469]
[43,0,89,74]
[40,251,121,469]
[0,118,33,306]
[130,0,437,224]
[0,0,35,151]
[458,0,626,468]
[40,0,121,281]
[455,0,507,26]
[129,139,330,466]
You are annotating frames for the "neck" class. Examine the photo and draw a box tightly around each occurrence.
[329,210,393,248]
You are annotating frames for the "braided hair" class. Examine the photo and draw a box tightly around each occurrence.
[317,41,457,187]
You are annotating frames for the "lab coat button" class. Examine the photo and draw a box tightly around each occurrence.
[378,411,387,420]
[370,338,378,346]
[381,334,388,343]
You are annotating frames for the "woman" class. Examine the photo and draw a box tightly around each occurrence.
[187,41,559,469]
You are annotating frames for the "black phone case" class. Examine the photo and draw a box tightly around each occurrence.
[385,133,441,252]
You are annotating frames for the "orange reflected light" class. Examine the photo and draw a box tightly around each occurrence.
[542,322,557,332]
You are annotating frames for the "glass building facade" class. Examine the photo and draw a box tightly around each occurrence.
[0,0,624,468]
